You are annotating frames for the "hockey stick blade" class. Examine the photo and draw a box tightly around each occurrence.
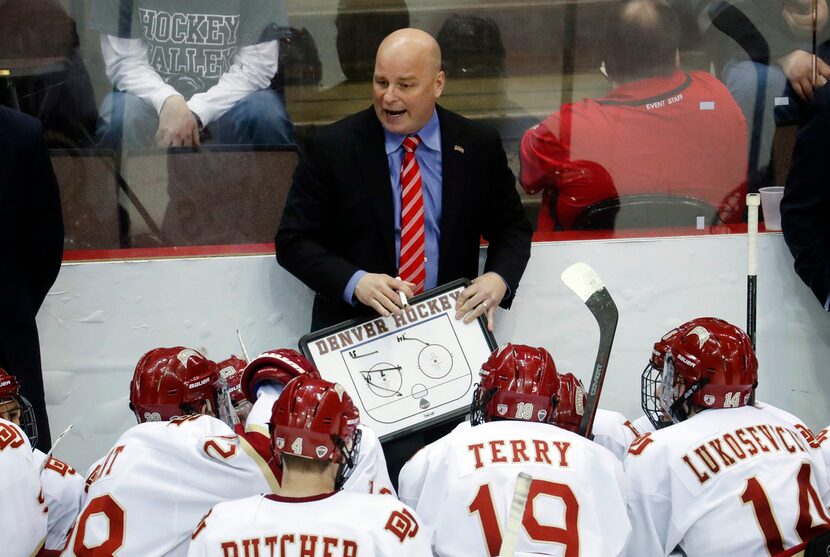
[561,263,619,438]
[498,472,533,557]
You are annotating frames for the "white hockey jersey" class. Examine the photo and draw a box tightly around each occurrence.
[632,401,809,441]
[187,491,432,556]
[32,449,85,551]
[0,418,47,557]
[61,414,279,557]
[592,409,642,461]
[814,425,830,484]
[624,405,830,556]
[399,420,630,556]
[754,401,806,426]
[632,414,656,435]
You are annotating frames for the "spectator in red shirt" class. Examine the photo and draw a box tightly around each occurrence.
[520,0,749,231]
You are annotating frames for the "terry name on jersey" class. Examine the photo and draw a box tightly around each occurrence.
[468,438,573,470]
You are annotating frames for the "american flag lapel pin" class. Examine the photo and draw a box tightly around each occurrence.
[454,145,464,154]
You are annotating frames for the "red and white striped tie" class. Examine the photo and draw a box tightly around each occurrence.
[399,135,426,294]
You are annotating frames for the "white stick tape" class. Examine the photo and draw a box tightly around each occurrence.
[747,193,760,276]
[561,262,605,303]
[498,472,533,557]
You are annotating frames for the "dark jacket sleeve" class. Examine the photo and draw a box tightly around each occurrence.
[275,131,362,302]
[22,118,63,312]
[781,83,830,306]
[480,125,533,307]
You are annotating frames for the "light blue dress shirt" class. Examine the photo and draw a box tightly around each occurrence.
[344,110,443,304]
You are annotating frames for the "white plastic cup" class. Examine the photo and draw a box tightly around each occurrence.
[759,186,785,231]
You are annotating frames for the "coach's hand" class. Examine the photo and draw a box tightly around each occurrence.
[455,272,507,332]
[356,273,415,317]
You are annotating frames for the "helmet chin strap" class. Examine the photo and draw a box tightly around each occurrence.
[469,385,496,426]
[669,377,709,422]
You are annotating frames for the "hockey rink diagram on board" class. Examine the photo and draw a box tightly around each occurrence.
[343,314,467,422]
[300,280,497,440]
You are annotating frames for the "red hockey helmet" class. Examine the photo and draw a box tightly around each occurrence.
[270,375,361,488]
[650,325,686,371]
[641,318,726,429]
[645,318,757,427]
[241,349,319,402]
[0,367,38,446]
[553,372,587,434]
[130,347,219,423]
[471,344,561,425]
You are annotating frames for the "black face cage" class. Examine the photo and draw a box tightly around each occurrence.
[640,362,674,430]
[17,396,39,448]
[469,384,496,426]
[334,428,362,491]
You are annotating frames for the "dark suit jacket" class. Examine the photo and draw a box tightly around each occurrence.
[0,106,64,450]
[276,105,532,330]
[781,83,830,307]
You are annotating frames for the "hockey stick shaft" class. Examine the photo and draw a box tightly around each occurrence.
[580,293,618,438]
[561,263,619,439]
[498,472,533,557]
[39,424,73,471]
[814,0,819,86]
[236,328,251,362]
[747,193,760,405]
[747,194,760,350]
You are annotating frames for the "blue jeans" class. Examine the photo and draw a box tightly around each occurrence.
[722,59,801,189]
[96,88,294,149]
[723,43,830,190]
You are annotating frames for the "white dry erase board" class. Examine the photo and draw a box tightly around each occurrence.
[299,279,498,441]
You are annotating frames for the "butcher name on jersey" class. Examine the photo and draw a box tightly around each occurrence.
[212,534,358,556]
